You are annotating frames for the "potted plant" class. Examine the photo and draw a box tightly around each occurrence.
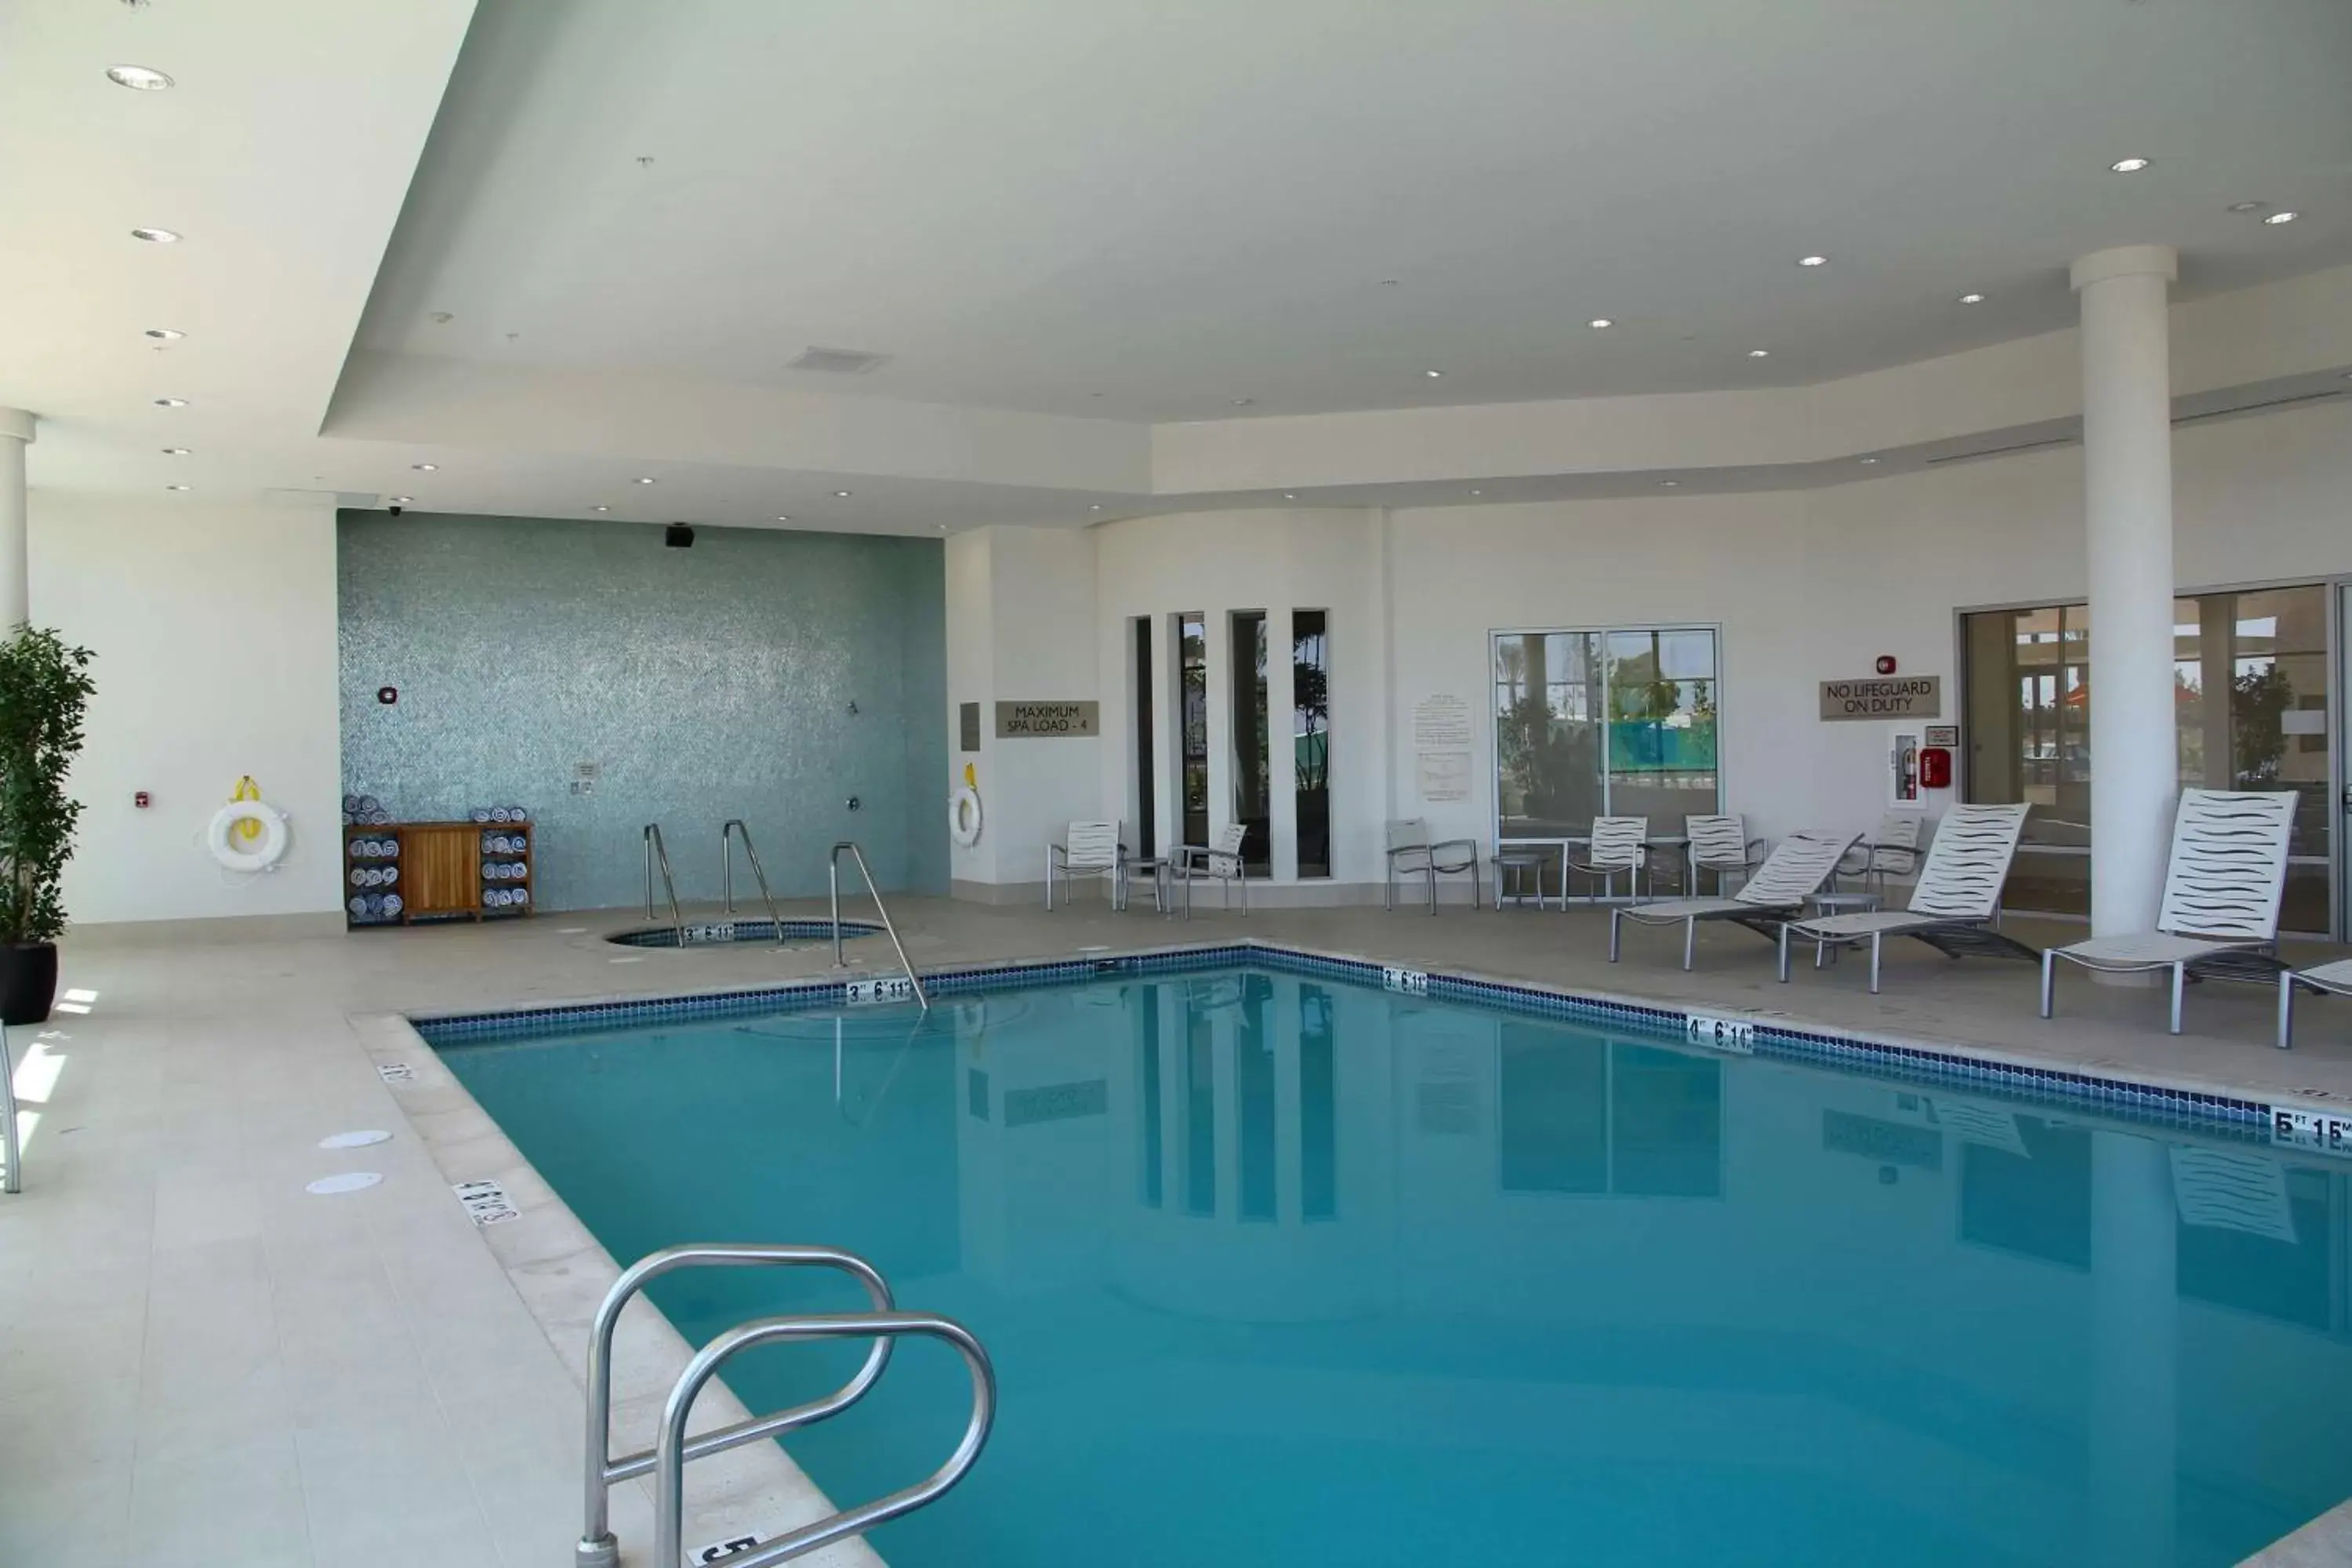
[0,626,96,1025]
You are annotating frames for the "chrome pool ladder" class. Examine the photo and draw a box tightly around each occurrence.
[721,818,785,943]
[828,840,931,1011]
[576,1243,995,1568]
[643,822,683,932]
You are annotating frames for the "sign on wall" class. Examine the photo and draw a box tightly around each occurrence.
[1819,676,1941,721]
[995,700,1099,738]
[959,702,982,752]
[1411,694,1473,748]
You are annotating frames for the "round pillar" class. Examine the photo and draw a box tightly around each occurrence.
[0,407,31,630]
[2069,246,2179,935]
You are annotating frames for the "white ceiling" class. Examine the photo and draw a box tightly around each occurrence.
[5,0,2350,533]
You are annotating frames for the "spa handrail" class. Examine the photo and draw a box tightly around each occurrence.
[721,818,785,942]
[828,840,930,1011]
[642,822,683,932]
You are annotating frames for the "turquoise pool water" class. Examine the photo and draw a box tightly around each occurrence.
[437,968,2352,1566]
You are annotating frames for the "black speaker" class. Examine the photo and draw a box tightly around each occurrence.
[664,523,695,549]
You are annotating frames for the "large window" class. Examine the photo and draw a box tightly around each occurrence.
[1493,626,1720,839]
[1293,610,1330,877]
[1962,585,2332,931]
[1230,612,1271,873]
[1177,613,1207,851]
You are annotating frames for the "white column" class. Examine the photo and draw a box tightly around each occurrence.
[2069,246,2180,935]
[0,407,33,629]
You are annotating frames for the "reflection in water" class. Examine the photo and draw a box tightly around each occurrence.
[443,970,2352,1568]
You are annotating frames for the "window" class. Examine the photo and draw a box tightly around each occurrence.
[1230,611,1270,873]
[1961,584,2332,931]
[1132,618,1156,854]
[1493,627,1720,841]
[1293,610,1331,877]
[1177,613,1207,852]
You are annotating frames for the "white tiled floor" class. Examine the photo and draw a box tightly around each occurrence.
[5,895,2350,1566]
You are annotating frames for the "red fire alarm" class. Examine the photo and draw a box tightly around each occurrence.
[1875,655,1898,675]
[133,790,151,809]
[1918,748,1954,789]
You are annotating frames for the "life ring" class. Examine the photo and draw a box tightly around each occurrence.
[209,800,289,873]
[949,786,984,848]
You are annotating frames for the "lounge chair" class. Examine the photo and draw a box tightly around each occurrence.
[1685,814,1765,896]
[1046,820,1128,910]
[1176,822,1250,918]
[1569,816,1650,902]
[1777,803,2031,993]
[1385,818,1479,913]
[1609,829,1860,971]
[2039,789,2297,1034]
[2278,960,2352,1051]
[1836,810,1924,898]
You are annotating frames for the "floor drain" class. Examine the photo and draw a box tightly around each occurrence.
[319,1130,392,1149]
[306,1171,384,1196]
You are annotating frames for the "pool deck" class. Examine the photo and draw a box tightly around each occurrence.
[7,892,2352,1566]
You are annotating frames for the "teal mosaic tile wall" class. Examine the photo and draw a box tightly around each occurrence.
[337,511,946,910]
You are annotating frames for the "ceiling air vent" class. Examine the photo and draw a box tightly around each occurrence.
[788,346,891,375]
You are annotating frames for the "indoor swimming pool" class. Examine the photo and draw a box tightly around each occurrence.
[433,966,2352,1566]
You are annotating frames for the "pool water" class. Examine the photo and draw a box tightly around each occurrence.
[437,968,2352,1566]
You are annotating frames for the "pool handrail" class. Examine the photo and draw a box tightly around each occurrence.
[654,1309,996,1568]
[721,818,786,943]
[575,1243,895,1568]
[828,840,931,1011]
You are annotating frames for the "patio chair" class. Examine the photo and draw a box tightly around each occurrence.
[2277,960,2352,1051]
[1610,829,1860,971]
[1177,822,1250,918]
[1046,820,1128,911]
[1685,814,1765,896]
[2039,789,2298,1034]
[1777,803,2031,993]
[1569,816,1650,902]
[1837,811,1924,897]
[1385,818,1479,913]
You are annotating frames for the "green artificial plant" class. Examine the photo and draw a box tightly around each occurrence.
[0,626,97,946]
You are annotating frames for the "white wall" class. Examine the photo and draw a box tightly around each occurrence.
[29,494,343,926]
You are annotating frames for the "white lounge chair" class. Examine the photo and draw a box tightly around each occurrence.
[1610,829,1860,971]
[1777,803,2031,993]
[1838,810,1924,898]
[2278,960,2352,1051]
[1046,820,1128,910]
[1176,822,1250,918]
[1385,818,1479,913]
[1685,814,1765,896]
[1569,816,1649,902]
[2039,789,2298,1034]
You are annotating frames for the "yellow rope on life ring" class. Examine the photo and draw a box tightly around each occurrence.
[230,775,265,842]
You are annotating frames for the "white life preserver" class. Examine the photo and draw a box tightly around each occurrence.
[209,800,290,873]
[949,786,984,848]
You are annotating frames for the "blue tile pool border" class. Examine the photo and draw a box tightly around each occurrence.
[409,938,2298,1144]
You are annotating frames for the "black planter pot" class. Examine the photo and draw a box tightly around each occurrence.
[1,942,58,1026]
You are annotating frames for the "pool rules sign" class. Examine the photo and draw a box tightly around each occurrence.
[1819,676,1941,721]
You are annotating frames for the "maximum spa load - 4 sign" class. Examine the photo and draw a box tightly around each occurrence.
[1818,675,1942,721]
[995,700,1099,737]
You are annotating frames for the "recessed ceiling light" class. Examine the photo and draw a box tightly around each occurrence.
[1858,456,1880,466]
[1469,489,1483,496]
[834,490,853,498]
[1588,318,1613,329]
[411,463,437,471]
[143,327,184,341]
[1282,492,1297,500]
[107,64,175,91]
[129,227,180,243]
[152,397,187,407]
[634,477,656,485]
[775,514,790,521]
[1657,480,1680,488]
[1423,369,1443,379]
[1959,292,1986,304]
[1090,504,1102,510]
[1748,349,1771,358]
[2263,210,2299,225]
[1231,397,1255,406]
[592,505,611,512]
[1798,255,1828,267]
[161,447,189,456]
[390,495,412,504]
[2109,157,2151,173]
[2227,201,2265,213]
[165,484,189,491]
